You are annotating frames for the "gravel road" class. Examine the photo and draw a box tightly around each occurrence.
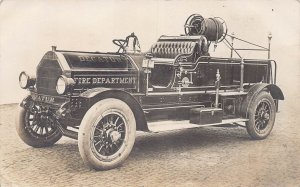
[0,96,300,187]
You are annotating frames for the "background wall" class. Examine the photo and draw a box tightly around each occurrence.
[0,0,299,104]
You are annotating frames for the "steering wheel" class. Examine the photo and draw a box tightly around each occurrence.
[113,39,127,53]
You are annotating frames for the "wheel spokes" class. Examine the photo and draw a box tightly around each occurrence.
[98,145,104,153]
[94,140,103,147]
[114,116,120,125]
[26,108,57,137]
[39,126,43,135]
[34,126,40,133]
[45,126,49,134]
[254,100,271,131]
[92,112,126,157]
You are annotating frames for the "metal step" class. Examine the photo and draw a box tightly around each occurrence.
[56,121,78,139]
[147,118,248,133]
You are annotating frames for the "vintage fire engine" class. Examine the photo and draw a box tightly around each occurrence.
[17,14,284,170]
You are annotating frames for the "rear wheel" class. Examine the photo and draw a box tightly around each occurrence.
[246,91,276,139]
[16,106,62,148]
[78,98,136,170]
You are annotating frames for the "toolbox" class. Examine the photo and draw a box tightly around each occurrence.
[189,107,223,125]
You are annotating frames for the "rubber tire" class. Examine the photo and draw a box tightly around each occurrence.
[246,91,276,140]
[16,106,62,148]
[78,98,136,170]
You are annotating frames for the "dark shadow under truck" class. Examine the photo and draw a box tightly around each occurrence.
[16,14,284,170]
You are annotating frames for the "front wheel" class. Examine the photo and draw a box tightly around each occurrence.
[16,106,62,148]
[78,98,136,170]
[246,91,276,139]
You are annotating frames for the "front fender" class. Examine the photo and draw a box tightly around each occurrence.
[20,94,33,109]
[79,87,113,100]
[79,88,148,131]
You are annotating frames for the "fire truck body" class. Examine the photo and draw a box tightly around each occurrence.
[16,14,284,170]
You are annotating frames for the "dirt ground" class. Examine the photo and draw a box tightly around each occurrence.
[0,89,300,187]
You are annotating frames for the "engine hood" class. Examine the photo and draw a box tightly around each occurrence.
[57,51,139,71]
[35,50,142,95]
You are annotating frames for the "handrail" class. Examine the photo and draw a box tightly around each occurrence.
[270,60,277,84]
[224,33,272,59]
[227,34,269,50]
[224,37,242,58]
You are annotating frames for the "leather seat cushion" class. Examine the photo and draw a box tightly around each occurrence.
[151,41,196,59]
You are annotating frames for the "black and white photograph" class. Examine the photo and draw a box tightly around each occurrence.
[0,0,299,186]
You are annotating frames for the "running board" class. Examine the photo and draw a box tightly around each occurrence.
[147,118,248,133]
[56,122,78,139]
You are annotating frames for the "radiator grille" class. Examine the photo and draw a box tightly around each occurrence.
[36,55,62,96]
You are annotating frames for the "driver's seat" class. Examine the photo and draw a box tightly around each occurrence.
[149,35,209,63]
[147,35,209,88]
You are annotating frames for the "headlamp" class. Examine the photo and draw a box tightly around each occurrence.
[19,71,36,89]
[56,75,75,95]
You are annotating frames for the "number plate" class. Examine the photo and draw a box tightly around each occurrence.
[31,92,68,105]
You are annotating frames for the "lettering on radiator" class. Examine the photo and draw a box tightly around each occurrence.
[74,77,136,85]
[32,94,55,103]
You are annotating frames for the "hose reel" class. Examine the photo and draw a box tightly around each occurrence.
[184,14,228,45]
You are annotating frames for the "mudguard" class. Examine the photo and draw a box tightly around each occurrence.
[20,95,33,109]
[241,83,284,118]
[79,88,148,131]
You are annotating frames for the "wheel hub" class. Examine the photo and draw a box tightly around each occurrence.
[263,113,270,120]
[259,110,269,120]
[109,131,121,143]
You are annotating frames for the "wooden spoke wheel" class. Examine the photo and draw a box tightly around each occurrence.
[246,91,276,139]
[78,98,136,170]
[16,105,62,148]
